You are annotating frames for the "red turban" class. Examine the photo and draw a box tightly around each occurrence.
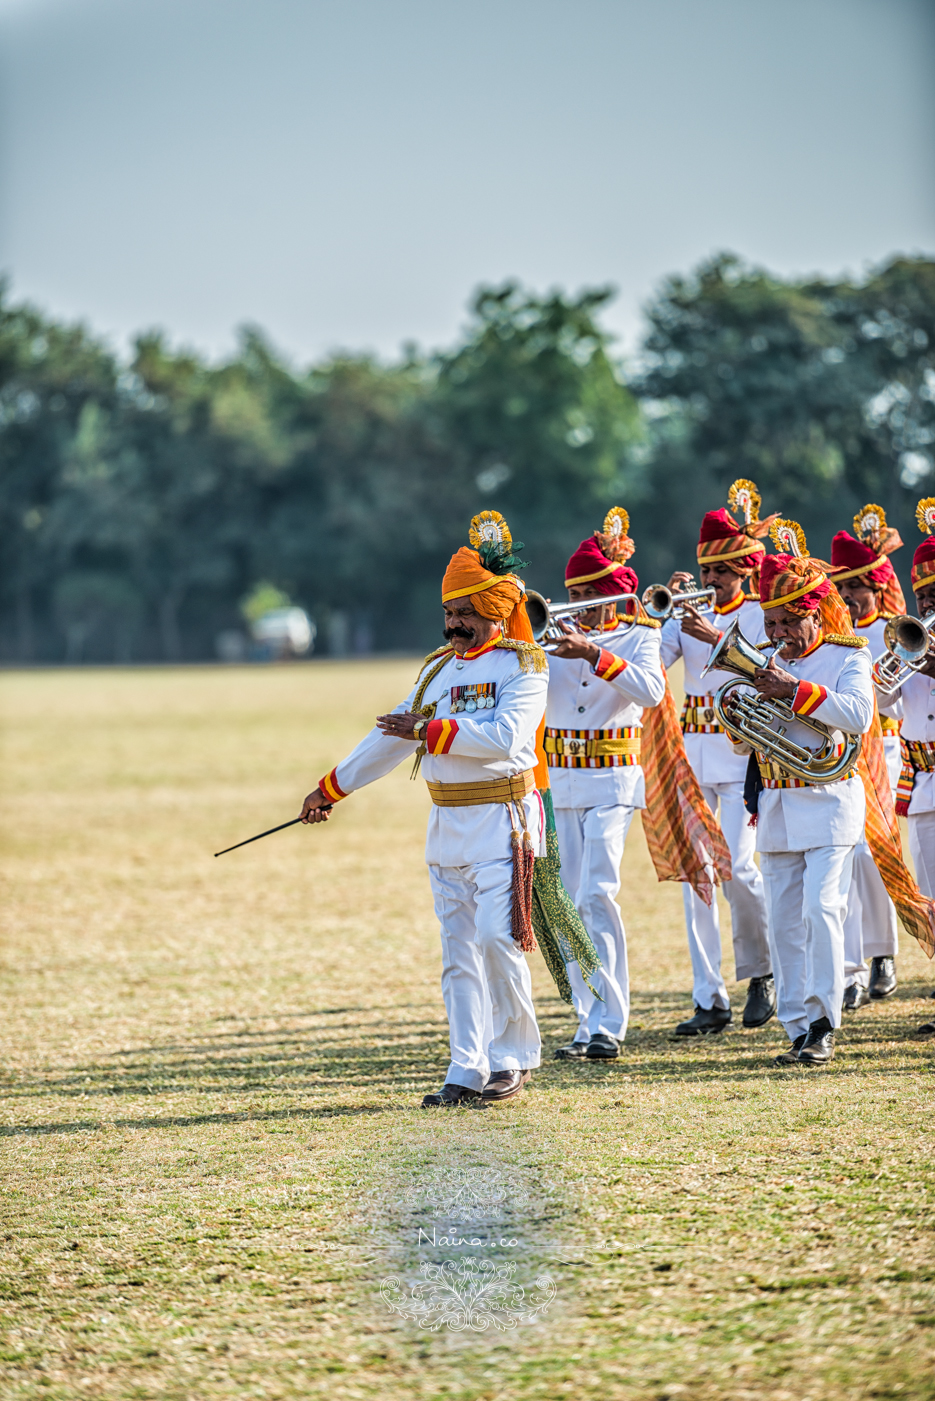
[912,538,935,594]
[696,509,766,575]
[565,537,638,597]
[829,530,906,614]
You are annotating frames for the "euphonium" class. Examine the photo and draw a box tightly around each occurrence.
[641,579,716,621]
[525,590,640,648]
[700,619,861,785]
[871,612,935,695]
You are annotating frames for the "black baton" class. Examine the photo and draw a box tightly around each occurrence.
[214,810,332,857]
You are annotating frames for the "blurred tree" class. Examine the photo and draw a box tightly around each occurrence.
[432,283,644,595]
[0,283,118,658]
[631,254,935,588]
[253,353,457,651]
[2,261,933,661]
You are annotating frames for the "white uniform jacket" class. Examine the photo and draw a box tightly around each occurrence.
[857,611,902,786]
[736,641,874,852]
[876,669,935,816]
[545,620,665,810]
[321,641,548,867]
[660,596,768,785]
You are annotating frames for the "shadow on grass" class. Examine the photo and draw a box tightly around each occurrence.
[0,1102,399,1136]
[1,987,932,1139]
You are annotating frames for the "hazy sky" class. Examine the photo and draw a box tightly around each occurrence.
[0,0,933,366]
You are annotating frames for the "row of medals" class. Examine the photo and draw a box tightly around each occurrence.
[450,693,496,713]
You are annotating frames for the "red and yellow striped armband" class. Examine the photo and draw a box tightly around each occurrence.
[792,680,828,717]
[593,648,628,683]
[319,767,348,803]
[425,718,459,755]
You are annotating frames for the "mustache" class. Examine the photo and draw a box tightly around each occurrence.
[444,625,474,641]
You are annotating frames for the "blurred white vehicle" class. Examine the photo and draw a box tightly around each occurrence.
[249,607,315,659]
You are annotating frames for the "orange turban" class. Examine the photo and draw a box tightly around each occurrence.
[441,546,536,645]
[762,520,857,637]
[760,555,856,637]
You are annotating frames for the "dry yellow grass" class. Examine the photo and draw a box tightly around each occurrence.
[1,659,934,1401]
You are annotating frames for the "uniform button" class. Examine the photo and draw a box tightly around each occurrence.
[578,706,586,713]
[582,681,589,687]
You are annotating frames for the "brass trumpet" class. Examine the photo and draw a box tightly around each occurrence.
[871,613,935,695]
[701,619,861,785]
[641,579,716,621]
[525,590,639,648]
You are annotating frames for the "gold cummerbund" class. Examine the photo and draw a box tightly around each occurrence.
[544,726,641,768]
[904,739,935,773]
[425,769,536,807]
[880,715,901,737]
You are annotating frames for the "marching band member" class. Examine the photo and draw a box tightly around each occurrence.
[828,507,906,1008]
[300,512,548,1107]
[881,500,935,1020]
[547,511,666,1060]
[661,481,774,1035]
[731,524,875,1066]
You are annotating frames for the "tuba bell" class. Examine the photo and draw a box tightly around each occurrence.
[871,612,935,695]
[525,589,640,648]
[701,619,861,785]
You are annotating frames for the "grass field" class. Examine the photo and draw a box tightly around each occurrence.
[1,658,934,1401]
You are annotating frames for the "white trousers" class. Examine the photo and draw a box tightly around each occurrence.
[760,845,855,1039]
[554,803,633,1043]
[909,810,935,898]
[681,780,771,1010]
[842,840,899,986]
[428,858,541,1092]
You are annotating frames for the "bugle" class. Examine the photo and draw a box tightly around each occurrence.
[702,619,861,785]
[871,612,935,695]
[641,580,716,621]
[525,590,639,647]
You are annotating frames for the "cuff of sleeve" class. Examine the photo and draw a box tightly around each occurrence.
[319,767,348,803]
[593,647,628,682]
[792,680,828,716]
[426,718,459,754]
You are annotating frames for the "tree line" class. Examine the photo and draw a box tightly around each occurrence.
[0,254,932,663]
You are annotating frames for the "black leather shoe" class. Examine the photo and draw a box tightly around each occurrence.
[797,1016,835,1066]
[675,1005,732,1036]
[421,1083,485,1108]
[917,1021,935,1036]
[774,1033,807,1066]
[481,1069,531,1103]
[554,1040,589,1060]
[843,982,869,1011]
[586,1033,619,1059]
[868,956,897,1000]
[742,975,776,1027]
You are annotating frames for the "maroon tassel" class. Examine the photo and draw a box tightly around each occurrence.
[511,828,537,952]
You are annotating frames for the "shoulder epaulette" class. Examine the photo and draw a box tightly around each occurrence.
[416,644,454,676]
[824,633,868,648]
[633,605,661,629]
[494,637,548,673]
